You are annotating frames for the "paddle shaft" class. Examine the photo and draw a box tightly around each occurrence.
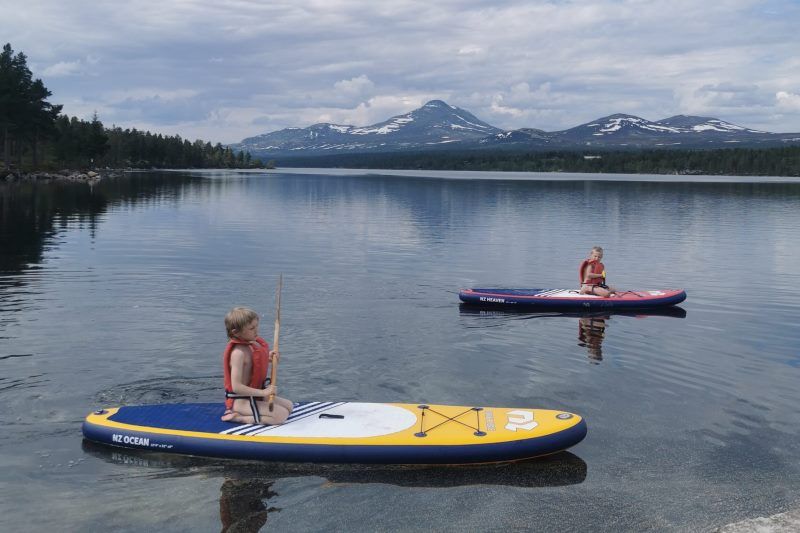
[268,274,282,412]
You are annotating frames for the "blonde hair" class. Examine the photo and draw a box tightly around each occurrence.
[591,246,604,254]
[224,307,259,339]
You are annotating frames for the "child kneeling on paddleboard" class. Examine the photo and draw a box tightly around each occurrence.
[579,246,616,298]
[221,307,293,424]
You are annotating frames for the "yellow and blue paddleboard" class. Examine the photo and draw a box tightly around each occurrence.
[82,401,586,464]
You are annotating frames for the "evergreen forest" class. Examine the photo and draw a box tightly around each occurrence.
[1,43,263,171]
[276,146,800,177]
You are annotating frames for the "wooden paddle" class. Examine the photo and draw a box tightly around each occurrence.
[268,274,282,412]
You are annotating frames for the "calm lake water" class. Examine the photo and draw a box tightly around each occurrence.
[1,169,799,531]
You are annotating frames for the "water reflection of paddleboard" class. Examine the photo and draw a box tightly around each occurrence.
[459,288,686,310]
[82,401,586,465]
[458,303,687,319]
[81,440,588,488]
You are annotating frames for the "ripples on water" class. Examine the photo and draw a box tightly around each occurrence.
[1,171,799,530]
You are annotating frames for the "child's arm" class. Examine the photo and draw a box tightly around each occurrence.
[583,264,605,282]
[582,264,596,283]
[229,347,276,397]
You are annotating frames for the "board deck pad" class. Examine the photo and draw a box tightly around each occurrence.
[219,402,416,438]
[83,401,587,464]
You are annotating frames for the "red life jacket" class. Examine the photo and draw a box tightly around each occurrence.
[579,259,605,285]
[223,336,270,409]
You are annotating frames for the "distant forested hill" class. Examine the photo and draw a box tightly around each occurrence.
[274,146,800,177]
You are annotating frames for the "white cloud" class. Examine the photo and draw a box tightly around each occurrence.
[489,95,525,118]
[333,75,375,98]
[457,45,484,57]
[776,91,800,111]
[5,0,800,141]
[106,88,201,103]
[41,61,82,77]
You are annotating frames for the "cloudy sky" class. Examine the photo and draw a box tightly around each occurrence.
[3,0,800,143]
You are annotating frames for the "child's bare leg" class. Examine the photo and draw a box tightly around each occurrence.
[221,405,289,425]
[274,396,293,413]
[598,285,617,297]
[222,398,289,424]
[221,411,254,423]
[253,400,290,424]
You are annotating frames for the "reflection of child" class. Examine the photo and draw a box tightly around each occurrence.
[578,316,606,362]
[221,307,293,424]
[219,478,276,532]
[579,246,616,297]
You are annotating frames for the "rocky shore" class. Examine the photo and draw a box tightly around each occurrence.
[1,168,125,184]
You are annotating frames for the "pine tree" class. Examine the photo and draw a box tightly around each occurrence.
[0,43,61,169]
[86,112,109,165]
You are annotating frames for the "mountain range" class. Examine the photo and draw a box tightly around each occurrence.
[230,100,800,158]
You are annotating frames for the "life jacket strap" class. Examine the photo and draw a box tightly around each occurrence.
[224,380,271,425]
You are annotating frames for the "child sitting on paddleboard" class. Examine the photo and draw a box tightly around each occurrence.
[579,246,616,297]
[221,307,293,424]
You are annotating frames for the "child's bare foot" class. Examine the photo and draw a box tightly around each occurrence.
[221,411,257,424]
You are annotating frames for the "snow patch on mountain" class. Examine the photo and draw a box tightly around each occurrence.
[691,120,763,133]
[655,115,766,134]
[351,116,415,135]
[590,116,682,135]
[425,101,458,111]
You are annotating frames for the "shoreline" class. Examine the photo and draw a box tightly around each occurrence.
[7,166,800,185]
[262,167,800,183]
[1,168,126,184]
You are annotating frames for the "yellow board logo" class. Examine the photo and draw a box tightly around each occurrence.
[505,410,537,431]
